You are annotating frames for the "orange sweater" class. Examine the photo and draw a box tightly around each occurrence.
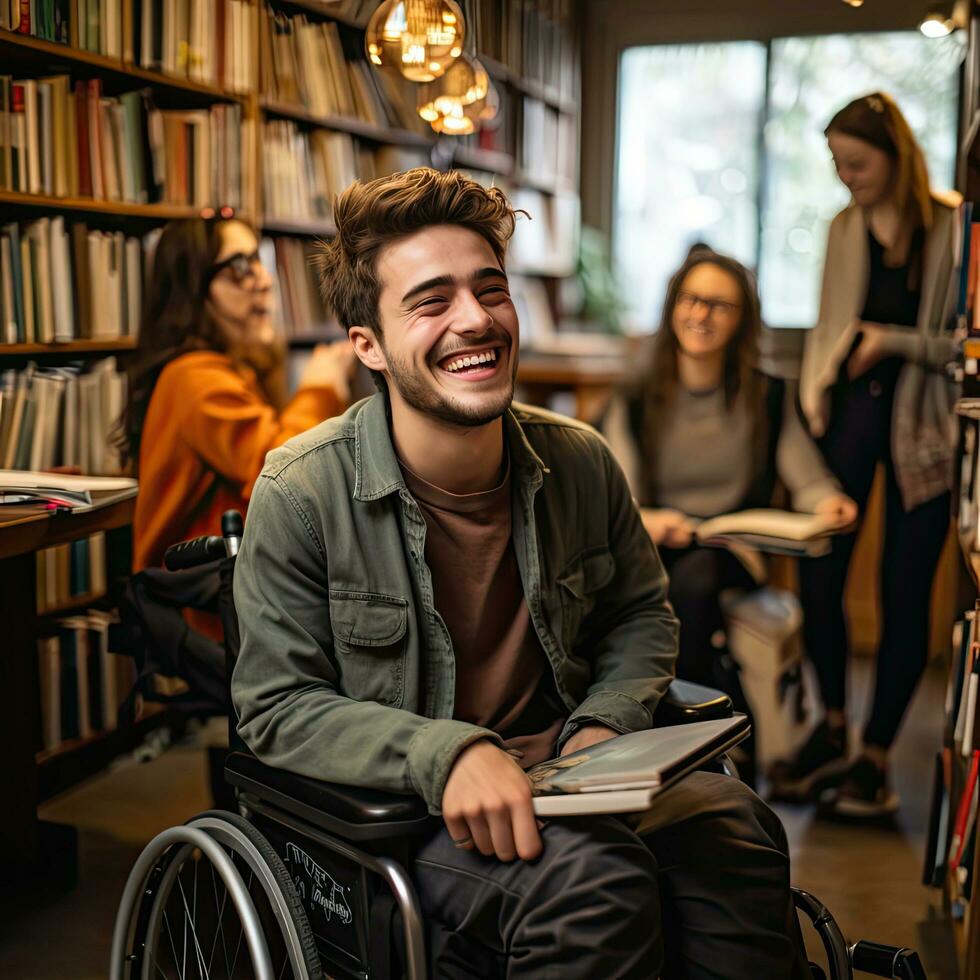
[133,350,343,572]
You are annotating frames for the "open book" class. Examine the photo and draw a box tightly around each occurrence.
[692,508,838,558]
[528,715,749,816]
[0,469,137,513]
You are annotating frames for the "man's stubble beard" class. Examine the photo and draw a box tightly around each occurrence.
[382,342,518,428]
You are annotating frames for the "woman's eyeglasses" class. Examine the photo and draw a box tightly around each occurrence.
[676,291,741,318]
[209,250,263,287]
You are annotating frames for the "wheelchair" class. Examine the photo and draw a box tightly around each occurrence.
[109,513,927,980]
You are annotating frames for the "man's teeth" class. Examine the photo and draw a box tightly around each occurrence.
[444,349,498,373]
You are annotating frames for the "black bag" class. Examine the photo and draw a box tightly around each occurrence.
[110,558,232,725]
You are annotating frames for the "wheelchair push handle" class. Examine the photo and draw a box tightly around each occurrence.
[222,510,244,556]
[849,940,926,979]
[163,510,245,570]
[164,535,227,571]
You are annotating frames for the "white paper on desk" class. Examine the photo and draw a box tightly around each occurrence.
[0,469,136,492]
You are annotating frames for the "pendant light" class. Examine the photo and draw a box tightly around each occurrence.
[417,53,489,128]
[365,0,465,83]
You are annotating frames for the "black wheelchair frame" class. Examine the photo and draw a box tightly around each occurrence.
[109,513,928,980]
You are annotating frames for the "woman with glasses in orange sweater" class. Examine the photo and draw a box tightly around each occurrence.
[123,216,354,582]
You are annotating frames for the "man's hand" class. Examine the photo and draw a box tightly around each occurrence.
[559,723,620,758]
[847,322,888,379]
[441,740,542,862]
[641,508,696,549]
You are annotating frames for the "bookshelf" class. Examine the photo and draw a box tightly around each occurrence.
[0,0,583,890]
[0,338,138,357]
[941,8,980,968]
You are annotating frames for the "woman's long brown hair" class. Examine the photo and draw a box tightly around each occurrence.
[118,217,267,469]
[825,91,932,273]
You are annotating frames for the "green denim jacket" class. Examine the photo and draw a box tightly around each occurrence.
[231,393,678,814]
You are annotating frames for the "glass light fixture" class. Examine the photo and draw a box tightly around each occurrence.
[919,4,956,36]
[365,0,465,83]
[426,82,499,135]
[478,80,500,123]
[429,104,478,135]
[840,0,864,7]
[417,53,489,123]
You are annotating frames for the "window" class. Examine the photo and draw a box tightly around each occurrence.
[614,43,766,331]
[613,31,963,331]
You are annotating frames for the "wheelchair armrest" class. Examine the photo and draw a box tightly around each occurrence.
[226,681,732,842]
[652,680,733,727]
[224,752,435,842]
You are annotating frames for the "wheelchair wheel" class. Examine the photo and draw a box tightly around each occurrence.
[110,810,323,980]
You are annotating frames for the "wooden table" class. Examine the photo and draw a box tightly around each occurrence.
[517,352,635,424]
[0,497,135,892]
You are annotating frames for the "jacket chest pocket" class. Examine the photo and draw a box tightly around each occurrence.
[556,547,615,651]
[328,591,409,707]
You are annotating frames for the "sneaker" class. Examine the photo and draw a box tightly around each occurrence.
[767,720,848,803]
[826,755,899,819]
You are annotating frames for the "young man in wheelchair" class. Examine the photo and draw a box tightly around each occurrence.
[231,167,810,978]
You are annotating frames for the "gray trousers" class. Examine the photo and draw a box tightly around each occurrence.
[414,771,810,979]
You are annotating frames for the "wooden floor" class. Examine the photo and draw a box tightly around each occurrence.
[0,661,959,979]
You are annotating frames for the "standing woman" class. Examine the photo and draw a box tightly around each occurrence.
[123,216,354,583]
[771,93,960,816]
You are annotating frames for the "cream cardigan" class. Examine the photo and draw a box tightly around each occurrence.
[799,191,962,510]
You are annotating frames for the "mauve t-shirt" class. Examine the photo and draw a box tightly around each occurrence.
[399,456,565,768]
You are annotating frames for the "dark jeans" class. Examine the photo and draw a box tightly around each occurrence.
[797,370,950,749]
[661,545,758,686]
[414,771,810,979]
[661,546,759,771]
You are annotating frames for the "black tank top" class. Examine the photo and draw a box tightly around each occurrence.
[856,226,923,388]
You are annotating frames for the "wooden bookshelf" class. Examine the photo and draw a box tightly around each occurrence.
[36,707,176,803]
[37,589,111,620]
[262,217,338,237]
[951,11,980,972]
[0,189,215,221]
[260,97,431,147]
[269,0,366,29]
[0,495,135,886]
[0,28,246,104]
[288,329,343,346]
[0,339,138,357]
[453,144,515,176]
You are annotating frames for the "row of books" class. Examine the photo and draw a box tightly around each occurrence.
[36,531,107,612]
[0,76,144,201]
[262,119,423,222]
[462,0,576,100]
[506,184,579,276]
[139,0,256,93]
[924,607,980,903]
[260,235,334,338]
[1,217,143,344]
[259,5,426,135]
[519,97,575,187]
[958,414,980,552]
[150,101,246,208]
[0,357,127,473]
[37,610,135,750]
[1,0,255,94]
[0,75,246,208]
[0,0,70,42]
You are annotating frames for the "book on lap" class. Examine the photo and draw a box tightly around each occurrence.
[529,715,749,816]
[693,508,838,557]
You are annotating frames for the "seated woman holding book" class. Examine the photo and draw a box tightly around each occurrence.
[605,245,857,782]
[122,215,354,627]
